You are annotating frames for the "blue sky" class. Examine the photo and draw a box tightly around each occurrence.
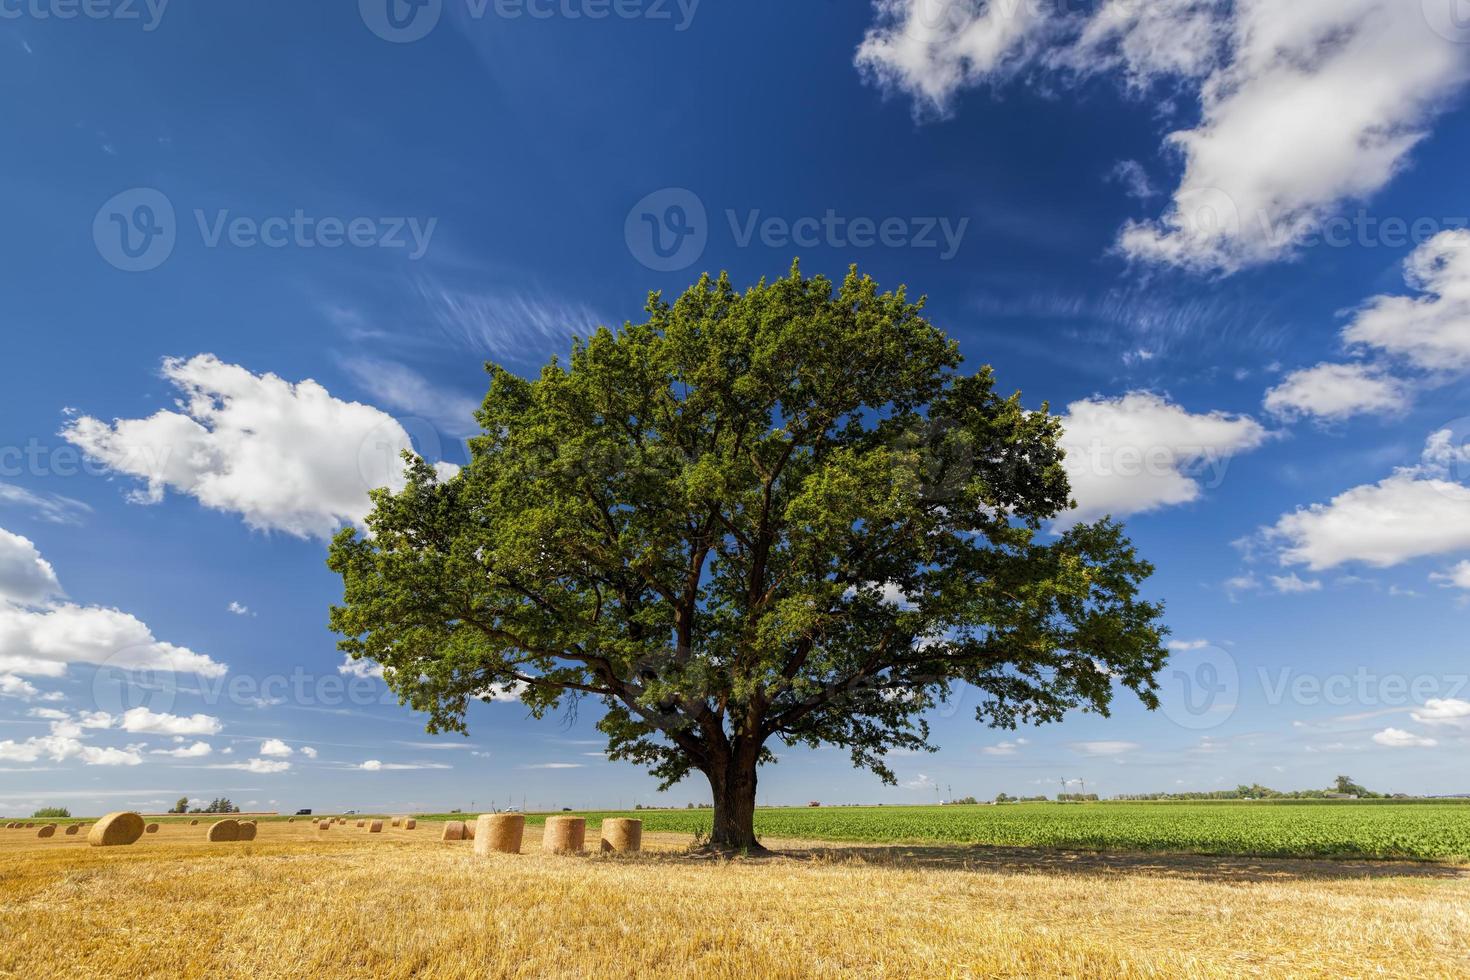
[3,1,1470,815]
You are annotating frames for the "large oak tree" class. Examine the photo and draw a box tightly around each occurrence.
[328,265,1168,850]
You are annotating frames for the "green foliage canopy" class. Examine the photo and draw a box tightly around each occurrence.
[329,265,1168,845]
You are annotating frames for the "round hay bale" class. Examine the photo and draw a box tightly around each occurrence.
[541,815,586,854]
[405,818,416,830]
[206,819,241,842]
[390,817,401,828]
[238,822,258,841]
[287,817,295,823]
[600,818,643,854]
[37,824,57,839]
[145,823,160,834]
[441,820,466,842]
[88,812,145,848]
[189,819,199,826]
[64,824,80,836]
[368,820,383,833]
[318,820,332,831]
[473,813,524,856]
[356,819,365,828]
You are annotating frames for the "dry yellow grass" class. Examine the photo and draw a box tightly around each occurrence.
[1,821,1467,978]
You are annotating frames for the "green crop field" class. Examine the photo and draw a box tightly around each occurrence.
[460,801,1470,862]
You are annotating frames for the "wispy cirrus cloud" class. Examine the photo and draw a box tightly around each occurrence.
[418,280,602,362]
[0,483,91,525]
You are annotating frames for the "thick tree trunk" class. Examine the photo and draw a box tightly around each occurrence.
[706,753,762,851]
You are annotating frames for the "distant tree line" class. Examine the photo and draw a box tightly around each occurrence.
[1115,776,1386,801]
[169,799,241,811]
[993,793,1050,804]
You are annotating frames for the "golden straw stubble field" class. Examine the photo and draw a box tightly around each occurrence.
[2,817,1469,978]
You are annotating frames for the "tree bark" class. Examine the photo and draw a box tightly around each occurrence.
[706,751,763,851]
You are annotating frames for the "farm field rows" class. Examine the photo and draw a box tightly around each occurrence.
[486,802,1470,862]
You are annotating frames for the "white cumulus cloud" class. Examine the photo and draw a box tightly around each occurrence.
[1411,698,1470,729]
[0,528,63,605]
[1372,728,1438,749]
[1058,392,1270,523]
[0,526,225,681]
[1267,431,1470,570]
[209,757,291,774]
[857,1,1470,274]
[1431,561,1470,592]
[62,354,457,540]
[1270,573,1323,595]
[338,655,385,680]
[119,707,223,736]
[151,741,213,759]
[0,735,142,766]
[1263,363,1409,422]
[1341,230,1470,372]
[981,737,1029,757]
[0,674,41,700]
[0,603,226,679]
[258,738,293,758]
